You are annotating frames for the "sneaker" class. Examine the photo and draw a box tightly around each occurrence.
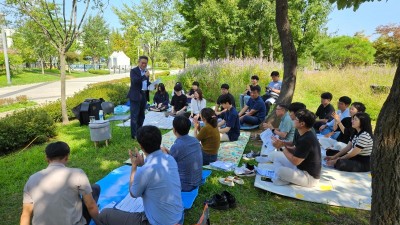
[234,165,256,177]
[205,194,229,210]
[242,151,260,160]
[218,177,235,186]
[221,191,236,208]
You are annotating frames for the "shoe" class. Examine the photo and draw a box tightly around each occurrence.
[205,194,229,210]
[218,177,235,186]
[234,166,256,177]
[243,151,260,160]
[250,134,261,141]
[232,176,244,185]
[221,191,236,208]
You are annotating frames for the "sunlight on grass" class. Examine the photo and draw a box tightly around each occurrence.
[100,159,121,171]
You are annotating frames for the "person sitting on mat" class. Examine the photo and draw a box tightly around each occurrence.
[194,108,221,165]
[98,126,183,225]
[186,81,200,103]
[325,112,373,172]
[272,109,321,188]
[313,92,335,131]
[239,75,260,109]
[169,83,188,116]
[238,85,266,126]
[161,116,203,191]
[149,83,169,112]
[262,104,295,142]
[190,89,206,120]
[319,96,351,136]
[171,81,185,97]
[215,83,236,118]
[218,94,241,142]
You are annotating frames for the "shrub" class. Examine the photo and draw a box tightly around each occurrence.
[155,71,170,77]
[42,82,130,122]
[88,69,110,75]
[0,108,56,155]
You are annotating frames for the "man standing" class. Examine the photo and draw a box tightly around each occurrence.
[20,142,100,225]
[127,56,151,139]
[99,126,184,225]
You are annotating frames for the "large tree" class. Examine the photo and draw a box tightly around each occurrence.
[373,24,400,65]
[328,0,400,224]
[5,0,106,124]
[82,14,110,65]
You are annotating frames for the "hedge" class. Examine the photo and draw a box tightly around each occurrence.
[88,69,110,75]
[0,108,56,155]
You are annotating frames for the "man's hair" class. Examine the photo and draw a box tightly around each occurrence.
[219,94,232,105]
[137,126,162,154]
[276,104,288,111]
[138,55,148,62]
[174,83,183,92]
[339,96,352,105]
[288,102,306,113]
[200,108,218,128]
[271,71,280,77]
[45,141,70,160]
[351,102,366,113]
[192,81,200,87]
[173,116,191,136]
[250,85,261,93]
[295,109,316,129]
[220,83,229,89]
[251,75,259,80]
[320,92,333,100]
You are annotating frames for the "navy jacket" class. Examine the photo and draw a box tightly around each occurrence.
[126,66,151,101]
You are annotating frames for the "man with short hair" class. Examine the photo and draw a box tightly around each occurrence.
[262,71,282,115]
[99,126,183,225]
[218,94,241,142]
[238,85,266,126]
[239,75,260,109]
[20,142,100,225]
[186,81,200,103]
[161,116,203,192]
[215,83,236,116]
[272,109,321,187]
[127,55,151,139]
[170,83,188,116]
[314,92,335,131]
[319,96,351,135]
[263,104,295,142]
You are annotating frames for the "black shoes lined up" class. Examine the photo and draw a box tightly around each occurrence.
[205,191,236,210]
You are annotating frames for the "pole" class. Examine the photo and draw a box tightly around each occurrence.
[1,13,11,85]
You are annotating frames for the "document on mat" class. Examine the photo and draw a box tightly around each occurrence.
[114,193,144,212]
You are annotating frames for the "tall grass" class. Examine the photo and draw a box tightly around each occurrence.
[177,60,394,121]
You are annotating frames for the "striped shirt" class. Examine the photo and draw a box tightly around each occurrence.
[351,131,373,156]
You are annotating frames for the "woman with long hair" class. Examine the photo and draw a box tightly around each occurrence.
[325,112,373,172]
[190,89,206,119]
[194,108,220,165]
[149,83,169,112]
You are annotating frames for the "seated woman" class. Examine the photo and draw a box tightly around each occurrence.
[323,102,366,154]
[190,89,206,119]
[194,108,220,165]
[149,83,169,112]
[325,112,373,172]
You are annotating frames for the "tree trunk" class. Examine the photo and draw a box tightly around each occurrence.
[242,46,245,59]
[41,59,45,74]
[269,34,274,62]
[258,38,264,59]
[59,49,69,124]
[233,45,237,58]
[151,56,155,81]
[225,45,230,59]
[49,56,53,69]
[371,61,400,224]
[275,0,298,106]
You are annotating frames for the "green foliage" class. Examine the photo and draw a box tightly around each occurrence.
[42,82,129,122]
[328,0,383,10]
[87,69,110,75]
[0,53,24,74]
[155,71,170,77]
[0,108,56,154]
[373,24,400,65]
[82,15,110,63]
[312,36,376,68]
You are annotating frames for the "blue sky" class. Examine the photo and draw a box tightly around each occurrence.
[103,0,400,40]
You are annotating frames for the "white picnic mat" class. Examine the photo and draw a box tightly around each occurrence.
[117,111,174,129]
[254,163,371,210]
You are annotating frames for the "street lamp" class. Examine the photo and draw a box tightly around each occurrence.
[0,13,11,85]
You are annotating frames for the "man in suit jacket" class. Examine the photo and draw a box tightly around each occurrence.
[127,56,151,139]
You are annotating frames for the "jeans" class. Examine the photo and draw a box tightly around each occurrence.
[82,184,101,225]
[241,115,260,126]
[239,94,251,109]
[202,151,218,165]
[130,93,147,138]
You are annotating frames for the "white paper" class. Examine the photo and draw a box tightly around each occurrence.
[148,79,161,91]
[114,193,144,213]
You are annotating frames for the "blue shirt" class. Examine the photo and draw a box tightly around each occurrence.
[140,68,148,90]
[224,107,240,141]
[170,135,203,192]
[130,150,183,225]
[267,80,282,90]
[246,96,266,122]
[326,107,350,128]
[278,112,295,142]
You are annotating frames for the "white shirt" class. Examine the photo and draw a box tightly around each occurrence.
[191,98,206,114]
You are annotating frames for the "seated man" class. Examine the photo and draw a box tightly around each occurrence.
[319,96,351,136]
[218,94,241,142]
[238,85,266,126]
[99,126,183,225]
[262,71,282,115]
[161,116,203,191]
[186,81,200,103]
[272,109,321,187]
[239,75,260,109]
[313,92,335,131]
[20,142,100,225]
[215,83,236,117]
[263,104,295,142]
[169,83,188,116]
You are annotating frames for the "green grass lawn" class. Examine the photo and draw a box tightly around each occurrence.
[0,101,37,113]
[0,120,370,225]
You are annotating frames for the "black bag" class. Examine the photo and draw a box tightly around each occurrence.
[73,98,105,125]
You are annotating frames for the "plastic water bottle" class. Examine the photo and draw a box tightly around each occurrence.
[99,110,104,121]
